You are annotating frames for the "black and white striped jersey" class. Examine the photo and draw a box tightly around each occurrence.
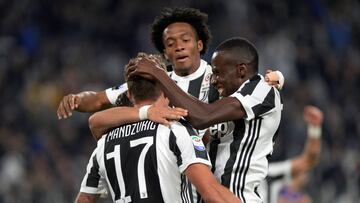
[105,59,219,106]
[258,160,292,203]
[80,119,210,203]
[208,74,282,203]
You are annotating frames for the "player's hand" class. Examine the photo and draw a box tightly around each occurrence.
[148,106,188,126]
[126,58,166,81]
[303,105,323,126]
[57,94,82,119]
[265,69,284,90]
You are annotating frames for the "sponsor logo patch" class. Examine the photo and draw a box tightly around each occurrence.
[191,135,206,151]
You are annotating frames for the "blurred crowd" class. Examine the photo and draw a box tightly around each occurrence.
[0,0,359,202]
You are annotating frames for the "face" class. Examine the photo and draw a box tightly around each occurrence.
[163,22,203,76]
[211,51,242,97]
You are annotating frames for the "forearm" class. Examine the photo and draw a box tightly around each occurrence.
[304,137,321,167]
[154,69,244,129]
[155,69,209,122]
[77,91,112,112]
[75,192,99,203]
[89,107,140,139]
[202,184,242,203]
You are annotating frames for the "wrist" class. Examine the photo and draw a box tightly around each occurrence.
[139,105,151,120]
[307,124,321,138]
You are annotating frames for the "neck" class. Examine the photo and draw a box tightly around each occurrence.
[174,59,201,76]
[133,100,154,108]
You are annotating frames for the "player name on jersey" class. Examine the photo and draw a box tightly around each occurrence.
[106,120,157,142]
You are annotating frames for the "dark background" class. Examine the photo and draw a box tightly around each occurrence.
[0,0,359,202]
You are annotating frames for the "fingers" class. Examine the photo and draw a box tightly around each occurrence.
[303,106,323,126]
[57,94,76,119]
[173,107,188,117]
[148,106,188,126]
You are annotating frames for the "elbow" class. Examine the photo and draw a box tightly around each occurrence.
[88,114,98,131]
[187,115,211,130]
[88,114,103,140]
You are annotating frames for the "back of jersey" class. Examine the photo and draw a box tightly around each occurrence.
[81,119,211,203]
[101,120,164,203]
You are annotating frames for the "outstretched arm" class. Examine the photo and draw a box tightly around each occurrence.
[186,163,242,203]
[57,91,112,119]
[89,105,188,140]
[128,59,246,129]
[291,105,323,176]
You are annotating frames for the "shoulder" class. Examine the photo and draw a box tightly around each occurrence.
[170,119,197,135]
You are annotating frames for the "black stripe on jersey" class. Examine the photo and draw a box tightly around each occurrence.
[220,119,245,188]
[231,119,255,198]
[180,174,193,203]
[239,75,261,96]
[252,88,275,116]
[169,131,182,166]
[115,91,133,107]
[240,118,261,202]
[187,73,204,99]
[209,138,220,173]
[187,181,194,202]
[208,84,220,103]
[86,155,101,187]
[179,119,208,160]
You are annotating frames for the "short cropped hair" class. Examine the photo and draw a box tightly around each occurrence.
[215,37,259,73]
[151,7,212,55]
[124,53,167,103]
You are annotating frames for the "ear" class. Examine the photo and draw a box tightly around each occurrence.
[236,63,247,79]
[197,40,203,52]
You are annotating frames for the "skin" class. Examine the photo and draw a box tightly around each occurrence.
[163,22,203,76]
[89,92,188,139]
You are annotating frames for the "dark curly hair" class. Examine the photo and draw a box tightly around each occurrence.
[150,7,212,55]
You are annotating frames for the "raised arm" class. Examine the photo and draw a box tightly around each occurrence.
[127,59,246,129]
[57,90,112,119]
[291,105,323,176]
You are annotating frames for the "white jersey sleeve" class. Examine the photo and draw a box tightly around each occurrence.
[169,120,211,173]
[230,75,282,121]
[79,139,108,197]
[105,83,128,105]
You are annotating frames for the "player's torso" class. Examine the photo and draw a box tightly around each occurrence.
[168,59,218,103]
[208,118,271,203]
[98,120,198,203]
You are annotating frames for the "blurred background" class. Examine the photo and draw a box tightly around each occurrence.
[0,0,359,202]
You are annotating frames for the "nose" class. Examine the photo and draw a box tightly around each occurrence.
[175,41,185,52]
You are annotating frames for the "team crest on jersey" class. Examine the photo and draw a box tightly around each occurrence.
[191,135,206,151]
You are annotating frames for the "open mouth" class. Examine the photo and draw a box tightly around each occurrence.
[176,55,189,62]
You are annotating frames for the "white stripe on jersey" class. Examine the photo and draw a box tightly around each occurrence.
[105,83,128,105]
[209,74,282,203]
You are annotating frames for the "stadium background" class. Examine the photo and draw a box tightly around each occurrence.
[0,0,359,202]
